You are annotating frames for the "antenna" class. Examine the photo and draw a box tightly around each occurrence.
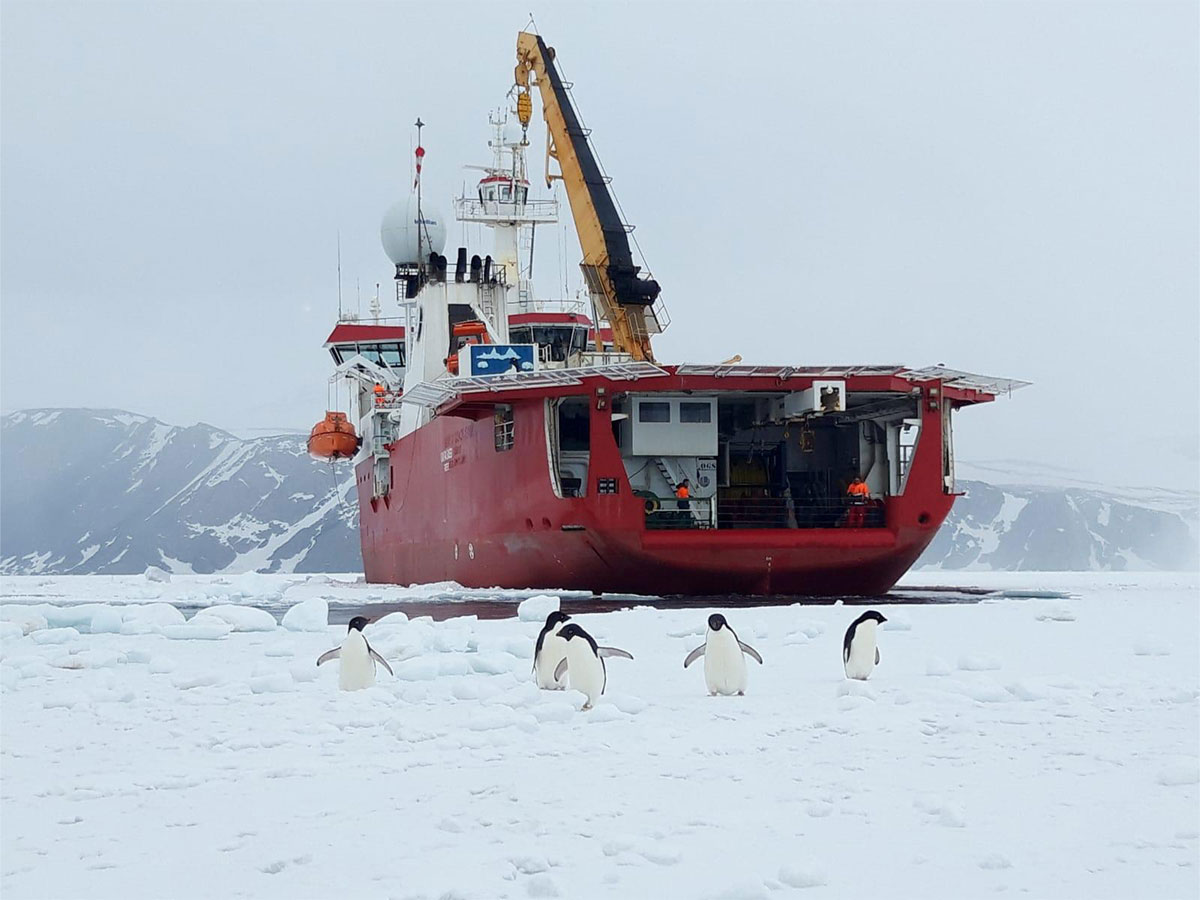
[356,277,361,319]
[337,231,343,318]
[414,117,429,270]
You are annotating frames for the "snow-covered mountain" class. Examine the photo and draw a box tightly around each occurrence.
[0,409,358,575]
[1,409,1196,575]
[917,479,1198,571]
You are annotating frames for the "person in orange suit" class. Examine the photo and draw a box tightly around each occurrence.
[675,479,691,511]
[846,476,869,527]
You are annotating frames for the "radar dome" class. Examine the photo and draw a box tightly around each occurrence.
[380,192,447,266]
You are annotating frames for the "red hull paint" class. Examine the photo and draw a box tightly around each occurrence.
[357,375,967,597]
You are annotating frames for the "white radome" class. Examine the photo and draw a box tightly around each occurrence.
[380,192,447,265]
[502,119,523,148]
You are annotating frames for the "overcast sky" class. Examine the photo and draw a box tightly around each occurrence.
[2,1,1197,490]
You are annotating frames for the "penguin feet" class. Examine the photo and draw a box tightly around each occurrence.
[737,691,744,696]
[581,701,593,711]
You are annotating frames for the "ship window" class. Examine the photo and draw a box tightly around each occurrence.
[380,343,403,367]
[516,186,528,204]
[680,401,712,424]
[533,326,572,361]
[558,398,590,452]
[494,404,514,451]
[510,326,532,344]
[357,346,382,365]
[570,327,587,355]
[500,184,511,200]
[638,401,670,423]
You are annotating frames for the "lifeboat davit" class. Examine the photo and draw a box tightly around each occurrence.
[307,412,359,460]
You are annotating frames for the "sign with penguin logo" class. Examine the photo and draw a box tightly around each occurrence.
[468,344,536,376]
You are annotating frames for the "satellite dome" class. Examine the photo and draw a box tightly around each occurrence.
[380,192,447,266]
[502,119,523,148]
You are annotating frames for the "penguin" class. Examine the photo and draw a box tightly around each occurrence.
[683,614,763,696]
[533,610,572,690]
[843,610,887,680]
[316,616,394,691]
[552,623,633,710]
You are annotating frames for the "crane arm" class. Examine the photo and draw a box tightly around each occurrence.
[514,32,660,362]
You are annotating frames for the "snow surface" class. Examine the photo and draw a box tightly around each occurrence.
[0,572,1197,899]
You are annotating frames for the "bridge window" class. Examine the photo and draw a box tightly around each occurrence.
[380,343,404,366]
[638,401,671,423]
[680,401,712,424]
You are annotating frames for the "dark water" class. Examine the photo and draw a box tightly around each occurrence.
[317,586,1069,625]
[5,585,1070,625]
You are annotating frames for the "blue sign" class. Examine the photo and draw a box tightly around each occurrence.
[467,343,536,377]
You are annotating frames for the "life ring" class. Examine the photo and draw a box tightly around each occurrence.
[643,497,660,514]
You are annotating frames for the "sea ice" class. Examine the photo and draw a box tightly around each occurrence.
[0,570,1195,900]
[281,596,328,632]
[143,565,171,583]
[517,593,559,622]
[778,863,827,888]
[89,609,124,634]
[161,620,232,640]
[30,627,80,645]
[191,604,276,632]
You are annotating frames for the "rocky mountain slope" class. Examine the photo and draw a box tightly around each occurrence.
[1,409,1195,575]
[1,409,358,575]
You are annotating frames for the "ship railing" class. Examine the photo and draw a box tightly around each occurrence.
[643,498,716,531]
[567,350,634,369]
[454,197,560,224]
[372,389,404,410]
[717,497,886,530]
[644,497,887,530]
[509,297,590,316]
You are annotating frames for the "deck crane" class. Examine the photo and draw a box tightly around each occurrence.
[514,31,663,362]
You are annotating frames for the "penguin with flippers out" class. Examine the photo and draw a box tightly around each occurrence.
[552,623,633,710]
[843,610,887,680]
[532,610,572,690]
[683,614,763,696]
[317,616,393,691]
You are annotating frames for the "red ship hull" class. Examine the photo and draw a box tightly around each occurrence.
[356,369,981,597]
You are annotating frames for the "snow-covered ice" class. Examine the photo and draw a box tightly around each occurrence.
[0,571,1196,898]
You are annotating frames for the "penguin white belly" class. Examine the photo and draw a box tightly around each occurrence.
[535,630,568,690]
[339,630,376,691]
[844,620,878,680]
[564,640,605,709]
[704,629,748,695]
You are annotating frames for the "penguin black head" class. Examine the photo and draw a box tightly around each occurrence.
[558,623,585,641]
[855,610,887,625]
[347,616,370,633]
[708,613,728,632]
[557,623,599,653]
[544,610,571,630]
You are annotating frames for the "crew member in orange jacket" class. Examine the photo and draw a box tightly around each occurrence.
[675,479,691,511]
[846,476,869,527]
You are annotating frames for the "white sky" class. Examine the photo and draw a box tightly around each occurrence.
[2,1,1197,490]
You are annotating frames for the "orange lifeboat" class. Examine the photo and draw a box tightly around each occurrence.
[307,412,359,460]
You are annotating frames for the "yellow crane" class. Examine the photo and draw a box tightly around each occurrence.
[514,31,662,362]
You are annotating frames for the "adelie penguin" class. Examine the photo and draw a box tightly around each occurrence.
[553,623,633,710]
[843,610,887,680]
[316,616,394,691]
[683,614,763,696]
[532,610,572,690]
